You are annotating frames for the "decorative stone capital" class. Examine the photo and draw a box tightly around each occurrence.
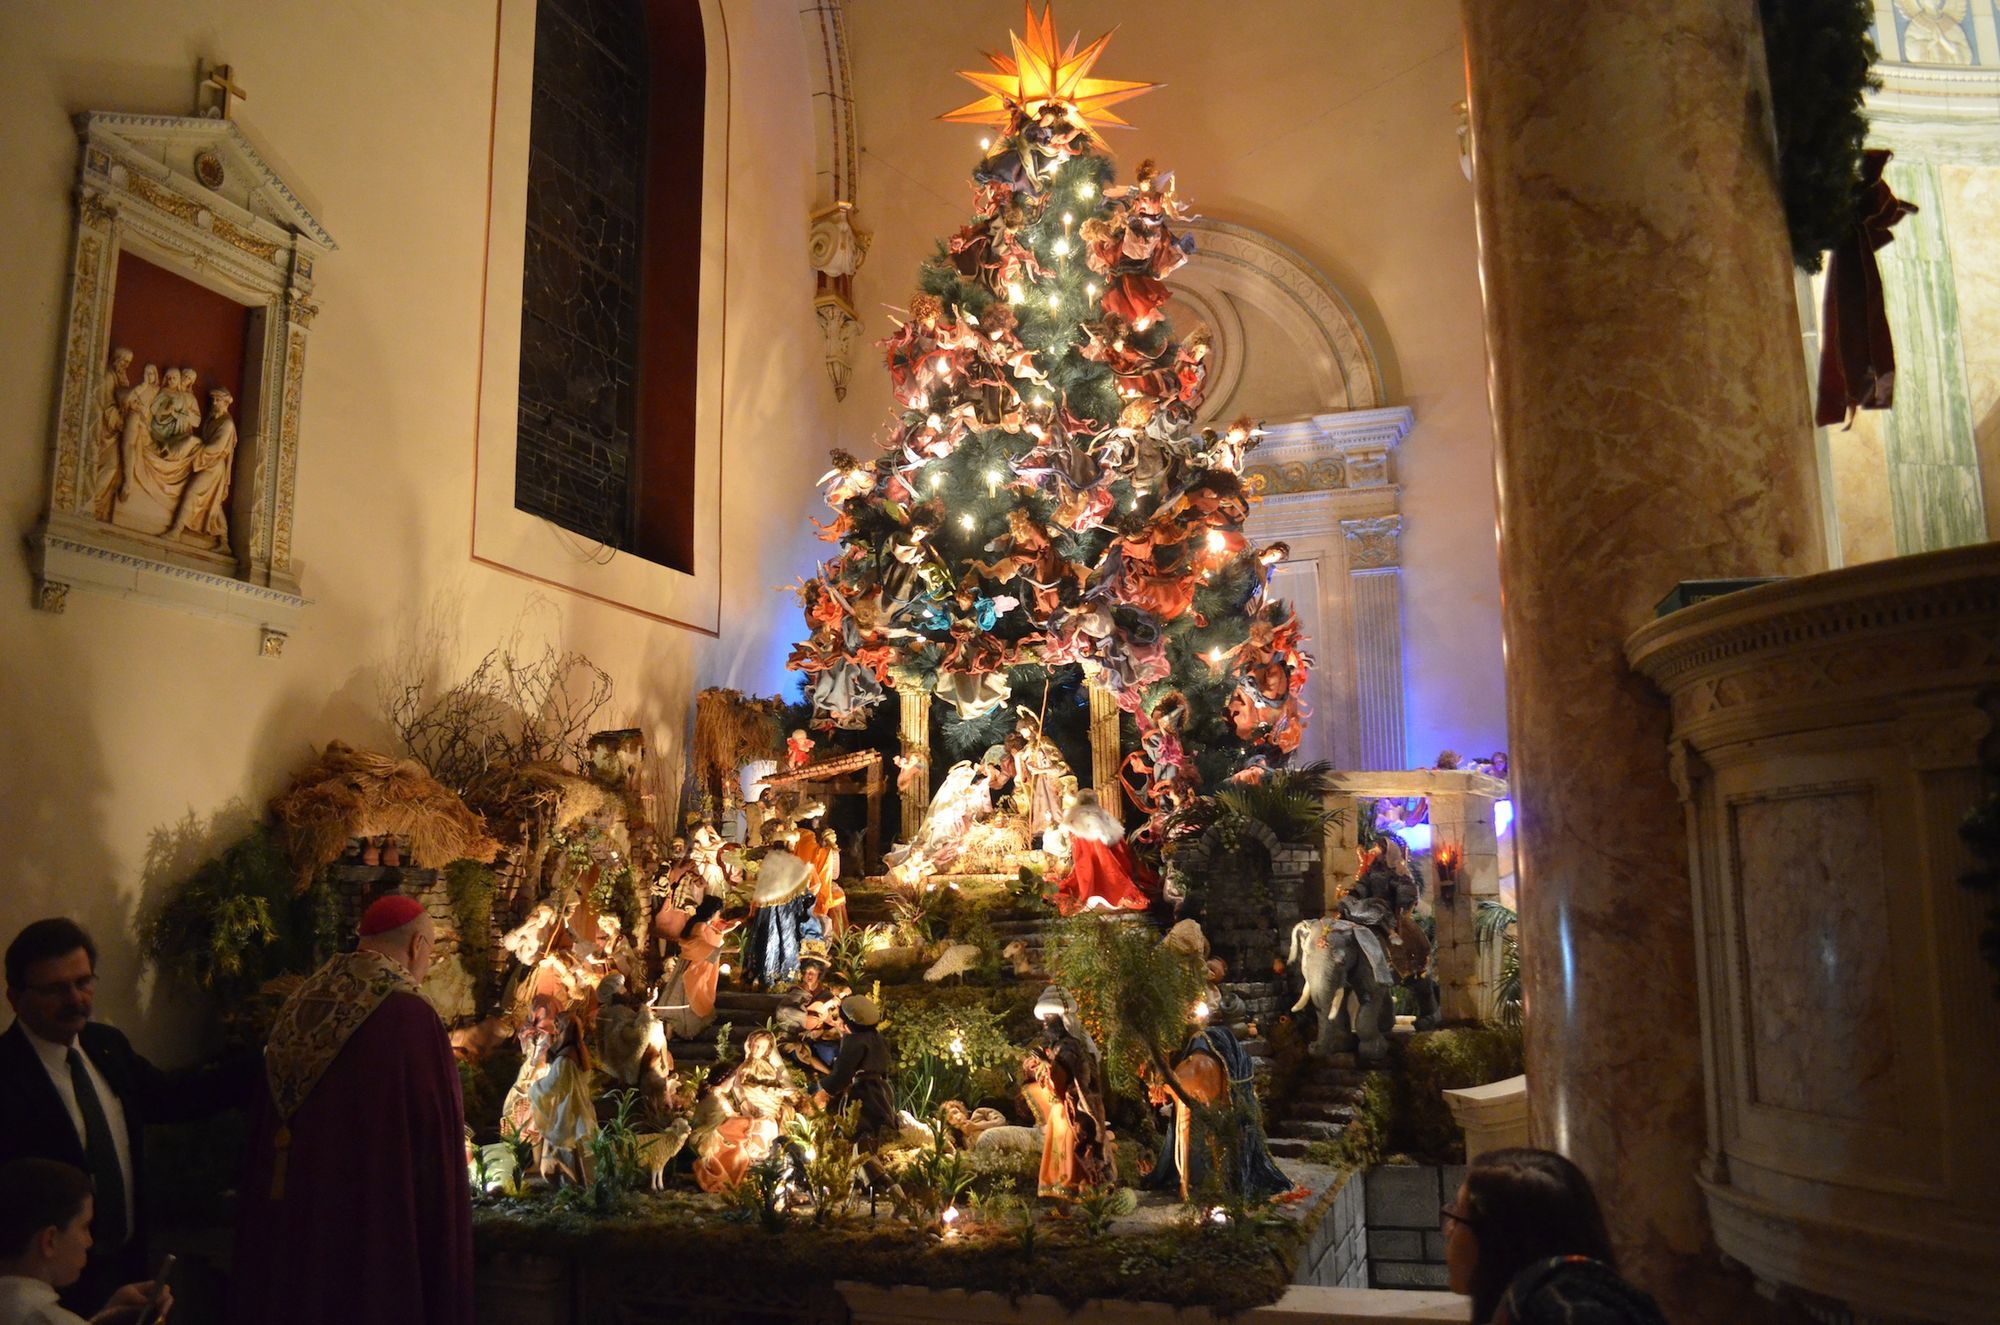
[809,202,869,282]
[35,579,69,614]
[260,627,287,657]
[1342,515,1403,570]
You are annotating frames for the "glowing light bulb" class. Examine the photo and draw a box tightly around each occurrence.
[719,963,731,975]
[1135,316,1153,331]
[948,1031,966,1058]
[1207,647,1224,663]
[1052,237,1072,256]
[984,467,1002,487]
[1209,1207,1228,1225]
[1046,292,1062,310]
[1007,282,1025,305]
[1206,529,1227,553]
[1061,212,1074,225]
[929,473,943,490]
[1033,395,1049,408]
[942,1204,961,1226]
[1194,1000,1210,1021]
[979,137,991,150]
[959,513,976,531]
[1078,182,1095,199]
[1086,282,1099,297]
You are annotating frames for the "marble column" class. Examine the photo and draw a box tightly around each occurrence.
[1460,3,1824,1318]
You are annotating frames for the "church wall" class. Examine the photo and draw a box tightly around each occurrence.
[0,0,834,1055]
[835,0,1508,770]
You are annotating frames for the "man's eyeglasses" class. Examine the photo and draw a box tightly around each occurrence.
[20,974,98,998]
[1440,1204,1478,1232]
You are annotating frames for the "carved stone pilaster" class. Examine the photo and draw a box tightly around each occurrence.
[1341,515,1403,570]
[814,294,862,402]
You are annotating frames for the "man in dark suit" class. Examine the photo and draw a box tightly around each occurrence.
[1,918,253,1314]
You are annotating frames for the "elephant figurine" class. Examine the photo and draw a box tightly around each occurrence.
[1284,916,1395,1062]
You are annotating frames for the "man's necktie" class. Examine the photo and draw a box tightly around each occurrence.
[66,1047,129,1251]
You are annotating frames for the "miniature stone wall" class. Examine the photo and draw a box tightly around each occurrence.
[1293,1166,1369,1289]
[1363,1163,1462,1289]
[324,859,494,1024]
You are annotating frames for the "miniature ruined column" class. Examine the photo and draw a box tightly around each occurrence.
[1424,773,1506,1023]
[1087,684,1121,794]
[897,688,930,842]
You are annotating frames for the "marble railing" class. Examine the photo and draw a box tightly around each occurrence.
[1626,543,2000,1325]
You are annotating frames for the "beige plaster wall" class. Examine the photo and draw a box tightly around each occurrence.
[0,0,833,1054]
[834,0,1507,769]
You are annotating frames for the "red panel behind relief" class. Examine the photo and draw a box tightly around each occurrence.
[107,250,250,408]
[632,0,706,574]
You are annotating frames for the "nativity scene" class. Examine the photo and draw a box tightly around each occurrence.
[2,3,1987,1325]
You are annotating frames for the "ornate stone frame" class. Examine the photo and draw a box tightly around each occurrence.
[28,111,332,653]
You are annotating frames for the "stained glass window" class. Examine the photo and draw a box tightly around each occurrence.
[514,0,650,551]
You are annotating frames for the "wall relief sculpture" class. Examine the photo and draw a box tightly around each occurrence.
[28,65,334,652]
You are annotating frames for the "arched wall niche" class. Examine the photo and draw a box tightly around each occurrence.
[1168,215,1385,424]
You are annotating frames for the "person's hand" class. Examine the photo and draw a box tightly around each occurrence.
[811,1090,830,1110]
[91,1280,170,1324]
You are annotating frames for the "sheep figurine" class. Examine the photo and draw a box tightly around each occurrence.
[634,1118,694,1190]
[924,942,982,983]
[939,1098,1041,1153]
[972,1124,1043,1154]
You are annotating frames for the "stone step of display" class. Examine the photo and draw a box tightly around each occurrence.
[1287,1100,1359,1125]
[1294,1082,1368,1106]
[1267,1137,1314,1160]
[1272,1116,1354,1141]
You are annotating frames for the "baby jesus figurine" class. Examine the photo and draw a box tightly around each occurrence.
[787,728,816,769]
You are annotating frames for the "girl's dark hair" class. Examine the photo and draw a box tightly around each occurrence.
[1462,1148,1616,1322]
[689,896,725,928]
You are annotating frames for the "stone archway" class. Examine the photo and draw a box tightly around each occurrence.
[1167,217,1411,774]
[1167,216,1385,423]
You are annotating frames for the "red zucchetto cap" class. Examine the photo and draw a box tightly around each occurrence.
[357,895,426,937]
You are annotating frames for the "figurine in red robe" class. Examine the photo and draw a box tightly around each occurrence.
[227,896,473,1325]
[1051,791,1159,915]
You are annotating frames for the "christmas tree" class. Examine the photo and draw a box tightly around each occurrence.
[789,2,1312,823]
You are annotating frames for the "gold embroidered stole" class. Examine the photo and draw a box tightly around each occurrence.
[261,950,417,1197]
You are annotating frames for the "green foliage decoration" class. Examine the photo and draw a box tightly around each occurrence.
[1395,1026,1525,1162]
[143,825,317,1037]
[887,995,1020,1117]
[1759,0,1881,272]
[1474,899,1523,1027]
[1212,761,1340,844]
[1043,916,1204,1099]
[444,858,498,996]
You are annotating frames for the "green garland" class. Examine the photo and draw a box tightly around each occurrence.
[1759,0,1881,273]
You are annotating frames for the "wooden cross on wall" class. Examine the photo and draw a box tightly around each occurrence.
[197,61,248,121]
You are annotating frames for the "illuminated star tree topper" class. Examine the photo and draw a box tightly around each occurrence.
[939,2,1160,150]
